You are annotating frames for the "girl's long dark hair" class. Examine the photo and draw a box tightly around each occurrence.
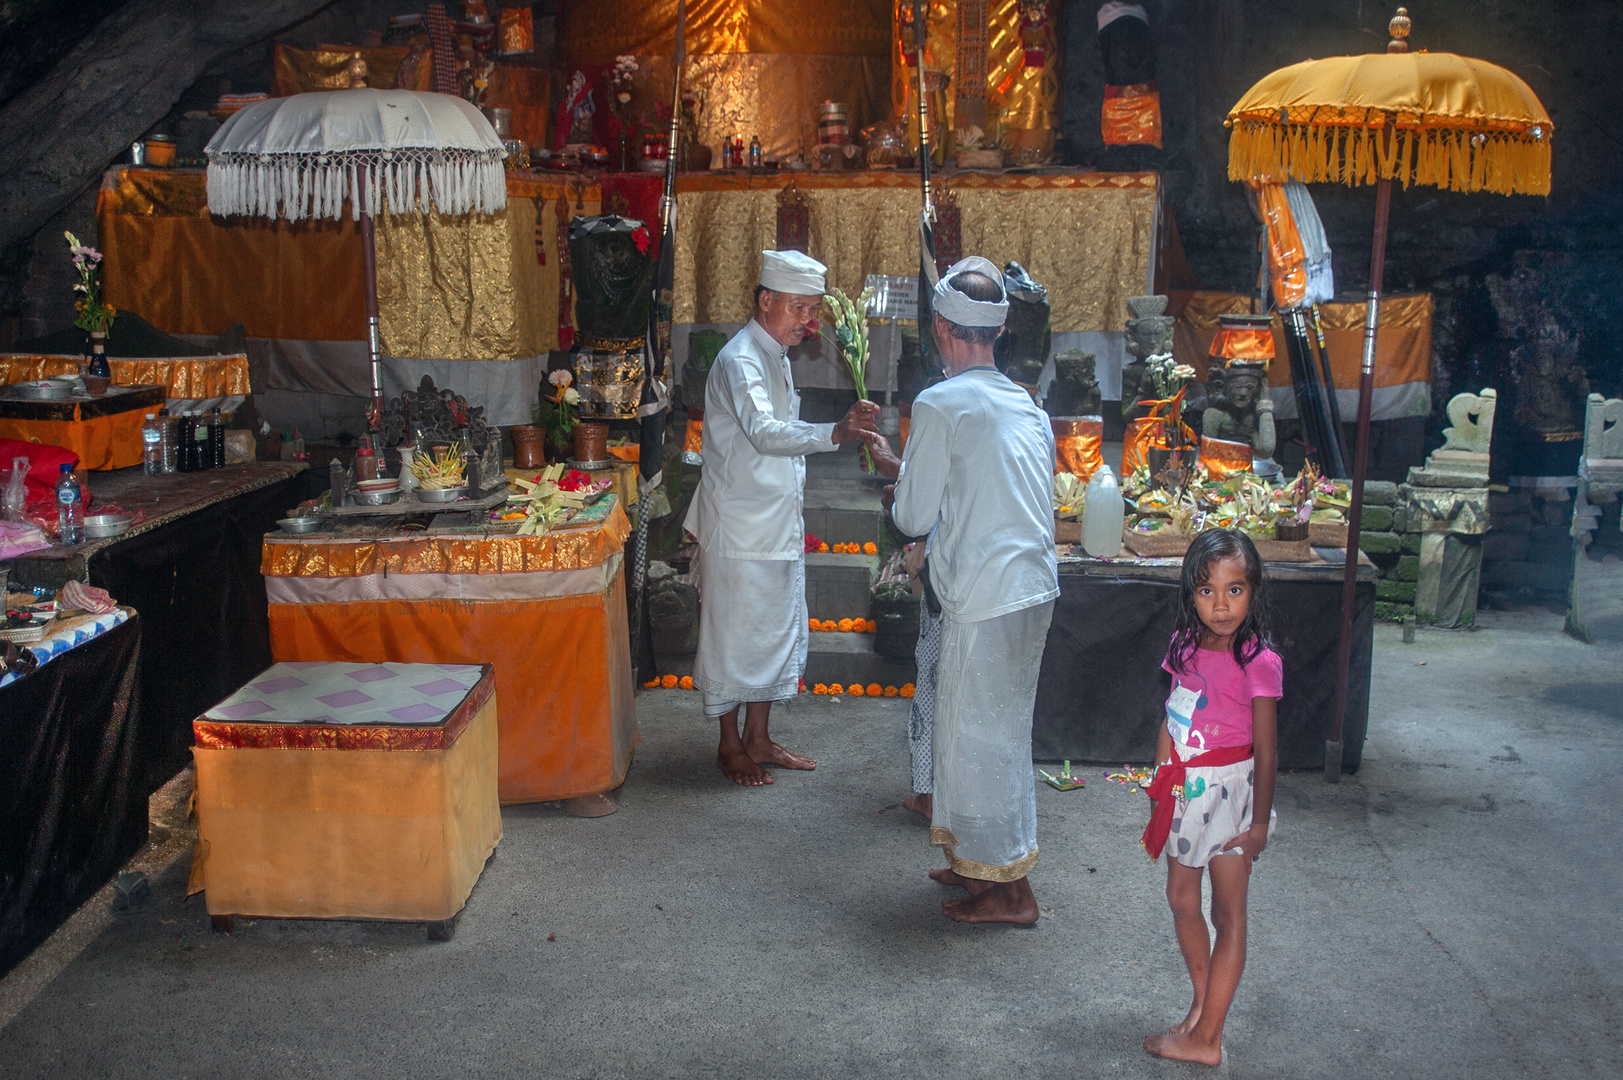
[1168,528,1272,673]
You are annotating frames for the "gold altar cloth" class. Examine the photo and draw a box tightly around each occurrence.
[671,171,1158,332]
[0,354,250,400]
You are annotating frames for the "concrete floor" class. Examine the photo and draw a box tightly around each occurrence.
[1,593,1620,1078]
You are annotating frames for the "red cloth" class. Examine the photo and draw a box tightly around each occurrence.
[0,438,79,503]
[597,174,664,255]
[1140,743,1254,860]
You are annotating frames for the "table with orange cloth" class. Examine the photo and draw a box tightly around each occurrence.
[260,498,637,805]
[0,384,165,471]
[190,660,501,931]
[0,353,252,413]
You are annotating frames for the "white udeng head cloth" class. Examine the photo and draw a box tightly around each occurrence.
[1097,2,1149,32]
[933,256,1010,327]
[759,250,828,296]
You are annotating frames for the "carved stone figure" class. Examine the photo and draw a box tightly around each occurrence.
[1202,360,1275,458]
[1044,348,1101,417]
[1408,389,1497,487]
[1119,295,1176,424]
[647,560,699,655]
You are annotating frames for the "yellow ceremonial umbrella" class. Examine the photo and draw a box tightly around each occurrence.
[1224,7,1553,778]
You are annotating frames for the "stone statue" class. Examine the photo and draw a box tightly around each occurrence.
[1119,295,1176,424]
[1408,388,1497,487]
[1044,349,1101,417]
[1203,360,1276,458]
[647,561,699,655]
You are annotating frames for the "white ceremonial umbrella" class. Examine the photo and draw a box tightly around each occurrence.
[205,65,506,433]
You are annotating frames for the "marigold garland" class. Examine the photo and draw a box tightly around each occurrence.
[643,678,659,688]
[679,675,694,690]
[884,685,899,697]
[813,683,829,695]
[829,683,845,695]
[863,542,878,555]
[661,673,679,689]
[866,683,883,697]
[849,684,865,696]
[837,618,855,633]
[900,683,916,698]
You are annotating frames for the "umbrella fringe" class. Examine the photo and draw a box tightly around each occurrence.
[205,149,507,220]
[1228,120,1550,196]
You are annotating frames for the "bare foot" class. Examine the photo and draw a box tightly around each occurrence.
[718,747,773,786]
[1143,1031,1222,1066]
[903,792,932,819]
[928,867,993,894]
[744,739,816,771]
[941,878,1038,925]
[1170,1001,1204,1035]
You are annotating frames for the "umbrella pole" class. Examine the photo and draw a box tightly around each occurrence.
[361,211,384,435]
[1327,177,1391,781]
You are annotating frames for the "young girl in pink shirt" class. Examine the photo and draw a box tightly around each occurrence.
[1141,528,1280,1066]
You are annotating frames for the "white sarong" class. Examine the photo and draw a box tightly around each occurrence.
[930,601,1054,880]
[693,549,808,716]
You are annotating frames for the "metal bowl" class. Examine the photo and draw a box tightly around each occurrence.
[354,487,402,506]
[83,513,133,539]
[277,516,324,534]
[12,381,70,400]
[415,486,467,503]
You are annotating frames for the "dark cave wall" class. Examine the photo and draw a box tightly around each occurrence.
[1062,0,1623,471]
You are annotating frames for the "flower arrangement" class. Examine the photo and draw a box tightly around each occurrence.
[1141,353,1200,453]
[822,286,877,471]
[611,55,637,109]
[536,369,581,452]
[1053,472,1085,521]
[64,232,115,335]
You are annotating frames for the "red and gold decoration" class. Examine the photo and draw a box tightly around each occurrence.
[776,181,810,253]
[1102,82,1162,148]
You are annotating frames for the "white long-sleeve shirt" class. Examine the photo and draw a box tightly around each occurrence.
[892,366,1059,622]
[683,320,837,559]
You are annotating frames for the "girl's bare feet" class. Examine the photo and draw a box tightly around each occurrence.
[1171,1000,1203,1035]
[1143,1031,1222,1066]
[903,792,932,818]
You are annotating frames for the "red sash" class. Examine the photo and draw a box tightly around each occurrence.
[1140,743,1254,860]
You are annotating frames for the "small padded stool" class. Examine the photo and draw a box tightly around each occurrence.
[189,661,501,940]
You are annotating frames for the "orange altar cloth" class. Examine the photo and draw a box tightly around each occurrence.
[261,500,637,804]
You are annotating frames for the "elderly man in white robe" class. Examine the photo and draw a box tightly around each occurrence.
[685,250,880,786]
[867,256,1059,924]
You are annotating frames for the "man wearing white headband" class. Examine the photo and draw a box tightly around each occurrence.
[868,256,1058,924]
[684,249,881,786]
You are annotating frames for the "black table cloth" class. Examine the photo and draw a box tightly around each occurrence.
[0,615,145,978]
[1033,556,1375,771]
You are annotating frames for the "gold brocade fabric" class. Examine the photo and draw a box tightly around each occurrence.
[272,44,434,95]
[97,167,599,356]
[1173,291,1433,391]
[987,0,1059,155]
[893,0,1060,159]
[1200,436,1255,481]
[0,355,251,399]
[261,502,631,579]
[1051,418,1104,480]
[193,672,492,752]
[560,0,892,65]
[684,54,891,163]
[671,172,1158,332]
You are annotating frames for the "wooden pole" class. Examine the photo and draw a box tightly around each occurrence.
[1327,176,1390,781]
[360,210,383,436]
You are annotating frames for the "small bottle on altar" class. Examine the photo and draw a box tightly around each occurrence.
[748,135,762,170]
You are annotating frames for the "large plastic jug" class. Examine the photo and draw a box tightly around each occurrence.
[1081,465,1124,557]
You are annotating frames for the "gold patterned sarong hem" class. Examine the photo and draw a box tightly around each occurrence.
[933,835,1041,883]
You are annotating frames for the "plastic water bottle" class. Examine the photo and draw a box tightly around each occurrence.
[142,412,163,475]
[56,463,84,545]
[161,412,178,472]
[1081,465,1125,558]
